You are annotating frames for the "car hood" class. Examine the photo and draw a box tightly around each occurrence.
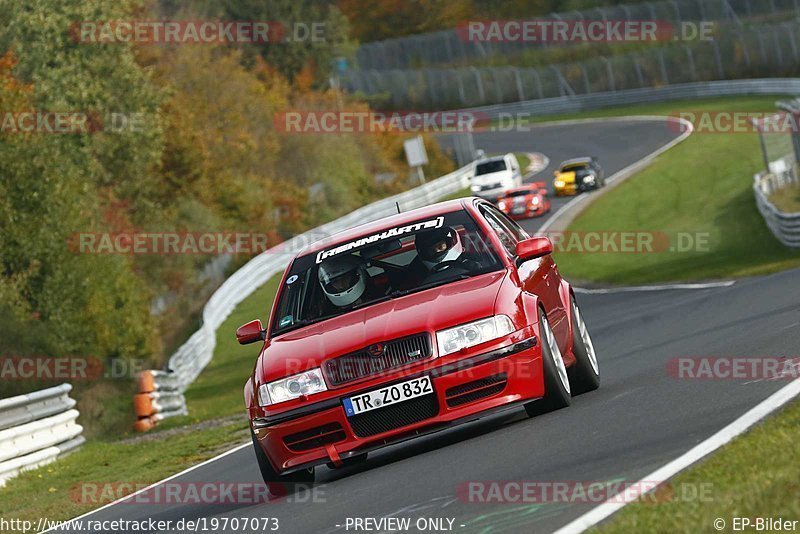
[555,171,576,184]
[472,170,513,185]
[259,270,507,381]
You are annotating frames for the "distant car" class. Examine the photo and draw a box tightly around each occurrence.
[496,182,551,219]
[553,157,605,196]
[470,154,522,199]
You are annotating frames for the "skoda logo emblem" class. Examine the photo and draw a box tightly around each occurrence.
[368,343,384,357]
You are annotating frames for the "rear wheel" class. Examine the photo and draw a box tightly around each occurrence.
[567,295,600,394]
[524,309,571,417]
[251,428,314,496]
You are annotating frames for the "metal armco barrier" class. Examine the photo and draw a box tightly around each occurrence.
[754,156,800,248]
[0,384,84,486]
[134,371,187,432]
[133,163,474,430]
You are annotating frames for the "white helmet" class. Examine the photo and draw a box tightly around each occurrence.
[415,227,464,269]
[318,255,367,307]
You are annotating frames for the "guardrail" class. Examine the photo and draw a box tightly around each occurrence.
[753,155,800,247]
[0,384,84,486]
[133,163,474,429]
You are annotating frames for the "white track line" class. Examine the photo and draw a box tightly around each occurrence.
[42,442,250,532]
[574,281,735,294]
[554,378,800,534]
[538,115,693,234]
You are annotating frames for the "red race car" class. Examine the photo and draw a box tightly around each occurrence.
[496,182,551,219]
[241,197,599,487]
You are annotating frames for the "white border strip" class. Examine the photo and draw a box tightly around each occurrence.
[554,379,800,534]
[41,442,250,532]
[574,281,735,294]
[538,115,694,234]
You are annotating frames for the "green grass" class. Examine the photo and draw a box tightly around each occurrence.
[175,275,283,423]
[0,421,248,524]
[770,182,800,213]
[599,397,800,533]
[553,98,800,284]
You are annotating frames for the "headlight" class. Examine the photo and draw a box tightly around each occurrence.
[531,196,540,205]
[498,201,507,210]
[258,368,327,406]
[554,180,565,188]
[583,174,595,183]
[436,316,514,357]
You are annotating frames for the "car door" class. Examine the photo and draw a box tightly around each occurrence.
[479,204,568,347]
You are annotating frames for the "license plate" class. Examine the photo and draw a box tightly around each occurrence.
[511,206,525,214]
[342,377,433,417]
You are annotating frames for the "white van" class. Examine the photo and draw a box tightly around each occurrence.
[470,153,522,199]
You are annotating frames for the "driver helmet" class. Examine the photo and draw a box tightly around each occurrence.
[318,255,367,307]
[415,227,464,269]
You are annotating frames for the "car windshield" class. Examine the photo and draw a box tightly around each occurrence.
[271,210,503,336]
[475,160,506,175]
[506,190,532,198]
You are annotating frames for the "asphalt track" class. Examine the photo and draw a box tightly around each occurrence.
[52,119,800,533]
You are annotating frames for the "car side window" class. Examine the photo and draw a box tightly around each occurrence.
[480,205,520,256]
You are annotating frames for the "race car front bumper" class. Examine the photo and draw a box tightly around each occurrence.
[251,336,543,474]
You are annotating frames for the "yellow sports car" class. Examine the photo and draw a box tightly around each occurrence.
[553,157,605,196]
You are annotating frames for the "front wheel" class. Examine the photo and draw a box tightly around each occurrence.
[524,310,572,417]
[251,428,314,496]
[567,295,600,394]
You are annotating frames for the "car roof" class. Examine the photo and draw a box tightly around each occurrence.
[297,197,477,256]
[559,157,593,167]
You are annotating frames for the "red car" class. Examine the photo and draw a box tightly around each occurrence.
[496,182,551,219]
[241,197,599,487]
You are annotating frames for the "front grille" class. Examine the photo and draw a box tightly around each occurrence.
[325,334,431,386]
[445,373,508,407]
[283,423,346,452]
[348,394,439,438]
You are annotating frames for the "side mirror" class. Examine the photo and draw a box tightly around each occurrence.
[516,237,553,262]
[236,319,266,345]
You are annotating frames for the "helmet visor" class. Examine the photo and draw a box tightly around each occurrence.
[321,269,360,294]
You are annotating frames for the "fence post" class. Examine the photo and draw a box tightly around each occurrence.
[601,56,616,91]
[470,67,485,104]
[684,46,697,81]
[512,68,525,102]
[712,40,725,79]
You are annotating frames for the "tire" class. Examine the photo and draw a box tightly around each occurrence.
[567,295,600,395]
[524,309,572,417]
[251,428,314,496]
